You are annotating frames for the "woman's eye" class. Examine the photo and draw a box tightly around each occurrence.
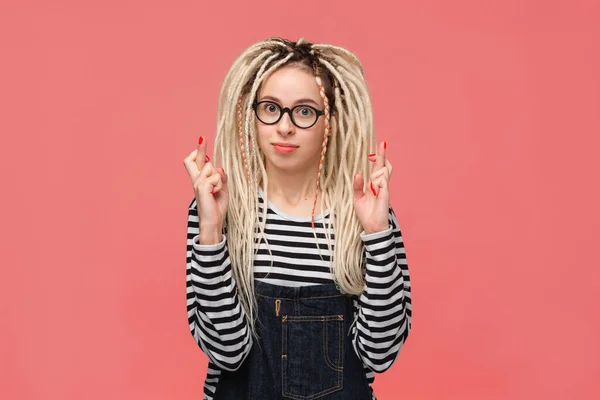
[297,107,314,116]
[266,104,278,113]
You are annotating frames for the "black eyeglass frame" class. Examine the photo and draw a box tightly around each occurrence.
[252,100,325,129]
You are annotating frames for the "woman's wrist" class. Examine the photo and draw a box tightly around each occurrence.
[363,224,390,236]
[199,224,224,245]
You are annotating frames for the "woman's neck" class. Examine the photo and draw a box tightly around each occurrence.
[262,164,321,216]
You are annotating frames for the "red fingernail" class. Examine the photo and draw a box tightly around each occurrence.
[198,136,204,145]
[368,153,376,158]
[205,155,210,162]
[384,141,387,149]
[370,182,377,196]
[218,167,225,174]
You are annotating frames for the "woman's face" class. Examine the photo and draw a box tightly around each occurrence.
[255,65,326,175]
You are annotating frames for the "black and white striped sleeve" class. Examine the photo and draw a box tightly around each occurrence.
[351,206,412,373]
[186,198,253,371]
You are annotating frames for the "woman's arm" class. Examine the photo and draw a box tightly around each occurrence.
[186,197,253,371]
[351,206,412,373]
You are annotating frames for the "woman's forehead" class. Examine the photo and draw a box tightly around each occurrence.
[258,66,322,106]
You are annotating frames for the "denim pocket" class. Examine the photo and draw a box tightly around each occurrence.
[282,315,344,399]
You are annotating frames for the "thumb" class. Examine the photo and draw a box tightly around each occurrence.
[205,173,223,194]
[353,173,365,202]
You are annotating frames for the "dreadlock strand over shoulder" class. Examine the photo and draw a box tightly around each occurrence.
[318,57,371,196]
[213,37,376,334]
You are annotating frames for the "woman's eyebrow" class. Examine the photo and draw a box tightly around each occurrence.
[260,95,320,107]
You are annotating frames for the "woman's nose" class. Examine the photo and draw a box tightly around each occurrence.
[276,112,295,136]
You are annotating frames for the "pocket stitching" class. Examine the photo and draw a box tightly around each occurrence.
[323,320,343,371]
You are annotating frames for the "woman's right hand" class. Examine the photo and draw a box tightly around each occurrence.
[183,136,228,244]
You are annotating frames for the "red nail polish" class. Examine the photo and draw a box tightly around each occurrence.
[205,155,210,162]
[368,153,376,158]
[198,136,204,145]
[370,182,377,196]
[218,167,225,174]
[384,141,387,149]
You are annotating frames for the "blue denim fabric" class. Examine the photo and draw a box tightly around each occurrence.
[214,281,373,400]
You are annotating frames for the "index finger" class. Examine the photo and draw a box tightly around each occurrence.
[195,135,206,171]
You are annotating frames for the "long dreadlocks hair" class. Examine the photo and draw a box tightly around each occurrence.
[212,37,376,334]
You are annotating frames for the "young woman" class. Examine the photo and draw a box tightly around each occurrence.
[183,37,412,400]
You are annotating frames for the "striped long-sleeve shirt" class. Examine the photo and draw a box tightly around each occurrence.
[186,188,412,400]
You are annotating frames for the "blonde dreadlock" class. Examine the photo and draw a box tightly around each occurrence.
[212,37,376,334]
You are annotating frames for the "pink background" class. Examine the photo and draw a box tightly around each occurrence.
[1,1,599,399]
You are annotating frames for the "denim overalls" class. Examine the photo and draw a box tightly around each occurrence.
[214,281,373,399]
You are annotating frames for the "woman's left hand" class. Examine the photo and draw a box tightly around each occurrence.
[353,141,393,235]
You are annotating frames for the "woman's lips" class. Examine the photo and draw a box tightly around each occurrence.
[272,143,298,154]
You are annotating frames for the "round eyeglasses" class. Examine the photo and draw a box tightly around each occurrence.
[252,100,325,129]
